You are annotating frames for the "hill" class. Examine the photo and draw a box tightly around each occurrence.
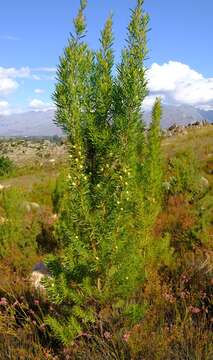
[0,105,212,137]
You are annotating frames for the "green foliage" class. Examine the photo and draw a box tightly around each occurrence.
[0,188,38,263]
[143,98,163,220]
[168,150,201,196]
[45,315,82,346]
[124,302,148,325]
[45,0,167,345]
[52,171,68,213]
[0,156,14,177]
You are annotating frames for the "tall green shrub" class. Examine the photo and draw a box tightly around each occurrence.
[45,0,167,345]
[143,98,163,222]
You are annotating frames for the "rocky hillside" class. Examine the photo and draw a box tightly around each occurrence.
[0,105,212,137]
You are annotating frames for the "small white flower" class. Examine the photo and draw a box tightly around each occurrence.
[97,184,101,188]
[95,256,99,260]
[72,182,76,186]
[117,200,120,205]
[126,276,129,280]
[121,207,124,211]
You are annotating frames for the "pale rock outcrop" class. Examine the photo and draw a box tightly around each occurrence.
[22,201,41,213]
[30,261,51,291]
[200,176,209,188]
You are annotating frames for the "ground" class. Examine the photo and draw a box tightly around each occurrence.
[0,124,212,359]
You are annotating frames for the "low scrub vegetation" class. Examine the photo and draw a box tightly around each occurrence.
[0,156,14,177]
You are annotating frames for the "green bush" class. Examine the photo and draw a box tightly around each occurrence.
[0,188,39,268]
[168,150,201,197]
[0,156,14,177]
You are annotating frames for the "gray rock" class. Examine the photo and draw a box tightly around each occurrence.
[32,261,50,275]
[200,176,209,188]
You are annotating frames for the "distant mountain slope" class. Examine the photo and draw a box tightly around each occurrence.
[0,110,62,137]
[144,104,205,128]
[198,109,213,123]
[0,105,212,137]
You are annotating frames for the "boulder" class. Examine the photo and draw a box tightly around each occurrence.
[30,202,41,211]
[30,261,50,291]
[0,184,11,191]
[200,176,209,188]
[0,216,7,225]
[22,201,41,213]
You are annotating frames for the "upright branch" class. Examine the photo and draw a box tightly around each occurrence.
[86,15,114,184]
[114,0,149,174]
[144,97,163,218]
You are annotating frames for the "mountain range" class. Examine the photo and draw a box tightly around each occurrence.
[0,105,212,137]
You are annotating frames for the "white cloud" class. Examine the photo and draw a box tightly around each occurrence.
[32,75,41,80]
[0,66,56,89]
[29,98,54,111]
[0,67,31,95]
[0,100,9,114]
[143,94,165,110]
[0,65,56,96]
[0,101,22,115]
[0,66,31,79]
[34,88,45,94]
[147,61,213,110]
[0,35,19,41]
[0,78,19,95]
[34,67,56,73]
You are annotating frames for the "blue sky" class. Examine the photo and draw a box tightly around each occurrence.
[0,0,212,114]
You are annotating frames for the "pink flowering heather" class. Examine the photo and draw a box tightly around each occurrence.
[189,306,201,314]
[123,331,131,342]
[0,297,8,306]
[12,300,19,307]
[104,331,112,339]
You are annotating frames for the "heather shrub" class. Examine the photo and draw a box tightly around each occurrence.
[0,288,56,360]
